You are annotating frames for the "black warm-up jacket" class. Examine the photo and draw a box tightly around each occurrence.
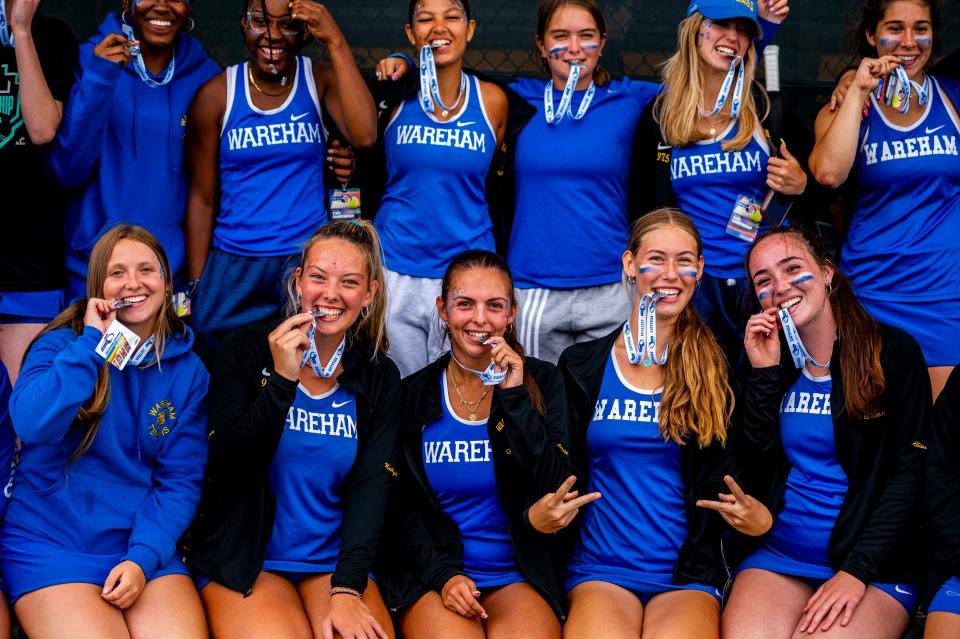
[734,323,930,585]
[378,353,574,620]
[926,365,960,602]
[188,319,402,595]
[558,326,739,590]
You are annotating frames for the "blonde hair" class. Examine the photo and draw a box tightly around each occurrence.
[655,14,769,152]
[28,224,185,459]
[627,209,733,447]
[284,220,389,357]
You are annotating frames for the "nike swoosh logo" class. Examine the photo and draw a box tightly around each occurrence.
[261,368,271,377]
[291,113,310,122]
[332,400,352,408]
[894,585,912,595]
[379,100,389,110]
[926,125,945,134]
[657,143,672,150]
[946,591,960,597]
[456,121,475,127]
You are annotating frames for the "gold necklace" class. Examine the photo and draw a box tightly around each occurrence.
[248,65,292,97]
[448,366,490,421]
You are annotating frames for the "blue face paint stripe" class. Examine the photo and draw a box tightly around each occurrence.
[757,287,773,301]
[548,45,568,59]
[679,269,698,279]
[790,273,814,286]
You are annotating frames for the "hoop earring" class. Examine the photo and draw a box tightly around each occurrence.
[360,305,370,320]
[825,282,833,295]
[506,322,515,335]
[627,276,636,286]
[121,10,133,26]
[695,279,702,289]
[186,17,196,33]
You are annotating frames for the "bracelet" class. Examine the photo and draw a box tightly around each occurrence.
[330,586,363,599]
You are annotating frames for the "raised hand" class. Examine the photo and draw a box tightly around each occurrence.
[696,474,773,536]
[267,313,313,381]
[744,307,781,368]
[84,298,116,335]
[486,335,523,389]
[767,141,807,196]
[93,33,133,67]
[528,475,602,534]
[290,1,346,48]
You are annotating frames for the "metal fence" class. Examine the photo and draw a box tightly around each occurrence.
[44,0,960,123]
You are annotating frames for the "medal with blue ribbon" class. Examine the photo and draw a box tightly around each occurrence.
[450,349,507,386]
[0,0,14,48]
[130,335,156,367]
[876,66,929,115]
[300,319,346,378]
[703,55,745,119]
[121,22,176,87]
[778,308,830,370]
[623,292,668,367]
[418,45,466,117]
[544,64,595,124]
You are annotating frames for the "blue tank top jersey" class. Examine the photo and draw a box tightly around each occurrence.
[508,77,661,289]
[421,371,523,589]
[566,348,686,586]
[843,76,960,302]
[375,75,496,279]
[670,122,771,279]
[763,370,845,566]
[263,383,358,574]
[216,57,328,257]
[0,363,14,522]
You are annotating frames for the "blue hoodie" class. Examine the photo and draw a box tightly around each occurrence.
[3,324,209,582]
[48,14,221,299]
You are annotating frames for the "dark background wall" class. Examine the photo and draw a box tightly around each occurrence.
[41,0,960,124]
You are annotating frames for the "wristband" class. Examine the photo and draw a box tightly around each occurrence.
[331,586,363,599]
[387,52,415,71]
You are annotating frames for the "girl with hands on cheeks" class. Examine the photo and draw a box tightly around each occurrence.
[557,210,769,639]
[808,0,960,400]
[379,250,576,639]
[0,225,210,639]
[722,227,931,639]
[189,220,400,639]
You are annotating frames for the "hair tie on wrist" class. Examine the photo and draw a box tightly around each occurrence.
[330,586,363,598]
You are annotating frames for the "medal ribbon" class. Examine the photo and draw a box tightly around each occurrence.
[130,335,156,367]
[300,321,346,378]
[876,66,929,115]
[450,350,507,386]
[121,22,176,87]
[623,292,668,367]
[418,45,466,116]
[703,56,745,119]
[0,0,13,48]
[544,64,596,124]
[778,308,830,369]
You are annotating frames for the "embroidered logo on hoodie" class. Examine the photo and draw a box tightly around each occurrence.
[148,400,177,438]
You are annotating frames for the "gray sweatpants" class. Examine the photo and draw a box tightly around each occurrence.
[383,268,448,378]
[515,282,632,364]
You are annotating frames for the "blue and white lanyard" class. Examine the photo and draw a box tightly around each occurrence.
[0,0,14,48]
[450,350,507,386]
[778,308,829,369]
[418,45,466,116]
[130,335,156,367]
[544,63,595,124]
[623,292,668,367]
[121,22,176,87]
[300,321,346,378]
[703,55,745,119]
[876,66,929,115]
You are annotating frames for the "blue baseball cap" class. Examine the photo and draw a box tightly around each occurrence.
[687,0,760,34]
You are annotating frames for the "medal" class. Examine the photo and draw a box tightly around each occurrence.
[703,55,745,119]
[778,308,830,370]
[623,292,668,367]
[450,350,507,386]
[121,22,176,87]
[418,45,466,118]
[544,63,595,124]
[300,319,346,378]
[875,66,929,115]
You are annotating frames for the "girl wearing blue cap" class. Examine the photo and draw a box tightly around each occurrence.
[808,0,959,401]
[926,365,960,639]
[724,226,929,639]
[47,0,220,302]
[0,224,210,638]
[633,0,802,363]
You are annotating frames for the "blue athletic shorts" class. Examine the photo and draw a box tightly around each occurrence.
[565,567,722,606]
[929,576,960,615]
[0,290,64,324]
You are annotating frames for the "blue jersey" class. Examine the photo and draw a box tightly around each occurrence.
[375,75,495,278]
[264,383,358,574]
[0,363,14,522]
[844,76,960,301]
[671,122,771,279]
[422,372,522,588]
[567,349,685,587]
[763,371,845,566]
[508,78,660,289]
[216,57,328,257]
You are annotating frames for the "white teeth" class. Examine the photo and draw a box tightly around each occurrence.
[312,308,343,318]
[430,39,451,48]
[898,55,917,62]
[716,46,736,56]
[467,331,490,341]
[779,297,801,310]
[148,19,172,27]
[655,288,680,297]
[122,295,146,303]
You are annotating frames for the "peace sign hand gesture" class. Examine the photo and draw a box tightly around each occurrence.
[697,475,773,537]
[527,475,602,534]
